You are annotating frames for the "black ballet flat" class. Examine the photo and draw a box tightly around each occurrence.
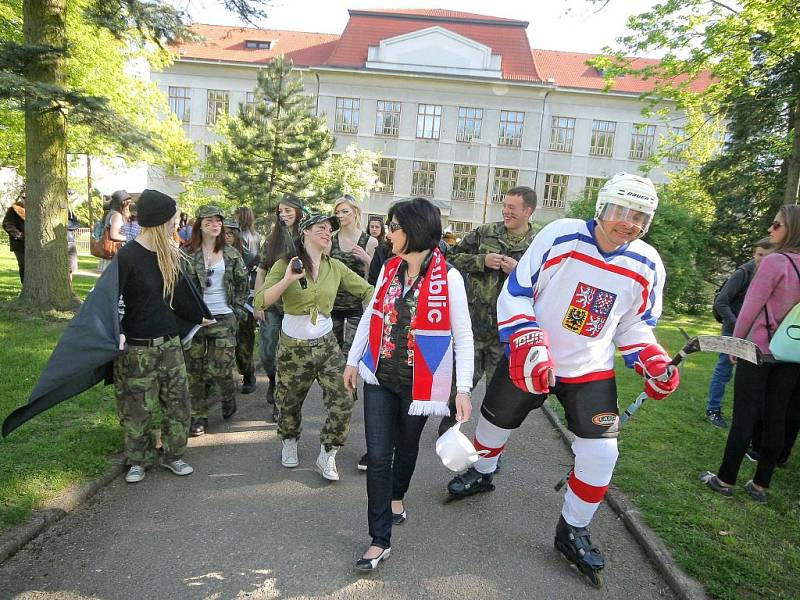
[355,547,391,572]
[392,510,407,525]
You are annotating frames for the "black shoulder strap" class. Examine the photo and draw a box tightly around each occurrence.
[778,251,800,282]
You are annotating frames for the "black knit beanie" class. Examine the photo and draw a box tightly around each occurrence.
[137,189,177,227]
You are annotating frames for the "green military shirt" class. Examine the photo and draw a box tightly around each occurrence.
[185,244,249,321]
[448,221,536,343]
[255,254,374,324]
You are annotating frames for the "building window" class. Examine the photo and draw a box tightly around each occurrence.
[206,89,229,125]
[449,220,474,235]
[498,110,524,147]
[335,97,360,133]
[168,86,191,123]
[416,104,442,139]
[451,164,477,201]
[629,123,656,160]
[245,40,272,49]
[584,177,606,202]
[375,100,401,136]
[543,173,569,209]
[492,168,519,203]
[456,107,483,142]
[204,145,213,162]
[376,158,396,193]
[411,161,437,197]
[667,127,688,163]
[590,120,616,156]
[549,116,576,153]
[243,91,258,119]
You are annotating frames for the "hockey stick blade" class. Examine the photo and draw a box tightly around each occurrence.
[694,335,761,364]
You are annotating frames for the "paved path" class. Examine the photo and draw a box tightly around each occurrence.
[0,376,675,599]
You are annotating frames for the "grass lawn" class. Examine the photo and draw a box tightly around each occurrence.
[0,249,121,530]
[550,316,800,600]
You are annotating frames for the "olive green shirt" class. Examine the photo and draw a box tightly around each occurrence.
[255,254,374,324]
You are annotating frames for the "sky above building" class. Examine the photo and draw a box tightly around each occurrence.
[183,0,661,55]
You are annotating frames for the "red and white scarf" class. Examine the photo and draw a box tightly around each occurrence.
[358,247,453,416]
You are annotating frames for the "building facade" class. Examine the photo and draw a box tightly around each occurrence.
[152,9,704,228]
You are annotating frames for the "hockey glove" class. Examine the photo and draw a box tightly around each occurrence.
[508,328,555,394]
[634,343,680,400]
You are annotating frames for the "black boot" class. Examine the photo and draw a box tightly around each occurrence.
[554,516,605,587]
[447,467,495,499]
[241,372,256,395]
[266,376,276,406]
[222,398,237,420]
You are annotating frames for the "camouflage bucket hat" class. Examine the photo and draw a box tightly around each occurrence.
[223,218,240,231]
[197,204,225,220]
[299,213,338,232]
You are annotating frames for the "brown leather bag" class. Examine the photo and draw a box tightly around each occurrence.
[90,226,123,259]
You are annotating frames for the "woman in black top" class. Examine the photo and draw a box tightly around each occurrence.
[114,189,204,484]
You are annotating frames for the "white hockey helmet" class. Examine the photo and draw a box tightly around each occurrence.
[595,172,659,234]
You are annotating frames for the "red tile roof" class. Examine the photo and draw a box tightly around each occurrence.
[348,8,528,26]
[325,9,539,81]
[173,23,339,66]
[532,49,713,94]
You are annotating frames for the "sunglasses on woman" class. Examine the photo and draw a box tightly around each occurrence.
[388,222,403,232]
[769,221,783,230]
[206,268,214,287]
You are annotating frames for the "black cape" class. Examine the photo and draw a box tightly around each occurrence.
[2,257,211,437]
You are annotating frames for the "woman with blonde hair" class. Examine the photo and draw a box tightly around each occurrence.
[330,196,377,355]
[114,190,199,483]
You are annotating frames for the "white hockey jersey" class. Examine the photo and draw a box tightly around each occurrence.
[497,218,666,380]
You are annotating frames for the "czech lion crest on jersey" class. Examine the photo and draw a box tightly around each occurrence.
[562,282,617,337]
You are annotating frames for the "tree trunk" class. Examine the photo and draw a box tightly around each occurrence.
[785,90,800,205]
[21,0,76,310]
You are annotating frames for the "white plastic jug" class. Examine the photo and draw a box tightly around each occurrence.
[435,421,489,472]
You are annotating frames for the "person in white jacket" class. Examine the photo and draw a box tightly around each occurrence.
[445,173,679,586]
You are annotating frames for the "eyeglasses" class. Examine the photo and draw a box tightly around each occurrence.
[769,221,783,230]
[205,268,214,287]
[388,222,403,232]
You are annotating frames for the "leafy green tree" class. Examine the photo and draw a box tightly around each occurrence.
[208,56,334,216]
[589,0,800,205]
[306,144,381,213]
[0,0,268,311]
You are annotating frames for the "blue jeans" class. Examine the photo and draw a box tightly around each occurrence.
[364,383,428,549]
[706,353,734,412]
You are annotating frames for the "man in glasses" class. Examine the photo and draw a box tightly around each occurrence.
[446,172,678,585]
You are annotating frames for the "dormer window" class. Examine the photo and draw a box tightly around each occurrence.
[245,40,271,50]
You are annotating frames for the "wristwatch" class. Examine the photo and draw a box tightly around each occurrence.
[457,387,472,396]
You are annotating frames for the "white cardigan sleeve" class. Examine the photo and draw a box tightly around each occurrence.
[347,265,383,369]
[447,268,474,391]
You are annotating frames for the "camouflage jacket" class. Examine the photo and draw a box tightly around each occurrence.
[185,245,249,321]
[448,221,535,342]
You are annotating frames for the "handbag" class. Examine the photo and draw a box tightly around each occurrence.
[90,225,123,259]
[764,253,800,363]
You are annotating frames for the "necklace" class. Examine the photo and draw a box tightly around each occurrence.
[405,271,419,286]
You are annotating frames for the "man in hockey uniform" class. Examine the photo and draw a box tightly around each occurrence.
[446,172,679,582]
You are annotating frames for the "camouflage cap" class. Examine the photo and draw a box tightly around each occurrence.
[223,218,240,230]
[196,204,224,220]
[298,213,338,232]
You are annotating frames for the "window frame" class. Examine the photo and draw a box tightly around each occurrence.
[416,104,442,140]
[411,160,437,197]
[584,177,606,202]
[492,168,520,203]
[589,120,616,157]
[168,86,191,123]
[206,89,229,126]
[543,173,569,209]
[629,123,657,161]
[498,110,525,147]
[456,107,483,143]
[375,100,401,137]
[548,116,576,153]
[334,97,360,134]
[376,157,396,193]
[451,164,478,201]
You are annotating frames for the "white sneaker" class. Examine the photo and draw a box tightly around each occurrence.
[125,465,145,483]
[281,438,299,468]
[316,445,340,481]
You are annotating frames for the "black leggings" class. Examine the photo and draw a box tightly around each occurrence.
[718,360,800,488]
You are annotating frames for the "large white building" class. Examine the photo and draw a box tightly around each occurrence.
[151,8,709,229]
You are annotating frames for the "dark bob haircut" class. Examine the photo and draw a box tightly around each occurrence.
[392,197,442,253]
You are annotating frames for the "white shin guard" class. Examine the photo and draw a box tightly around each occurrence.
[562,436,619,528]
[473,416,511,475]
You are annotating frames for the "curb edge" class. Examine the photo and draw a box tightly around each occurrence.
[541,401,708,600]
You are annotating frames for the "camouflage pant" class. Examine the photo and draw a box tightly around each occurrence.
[276,331,355,450]
[236,311,256,376]
[474,338,504,389]
[332,313,361,357]
[258,309,282,379]
[113,337,190,465]
[186,314,237,418]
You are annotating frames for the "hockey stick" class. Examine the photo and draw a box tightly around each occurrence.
[553,335,761,492]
